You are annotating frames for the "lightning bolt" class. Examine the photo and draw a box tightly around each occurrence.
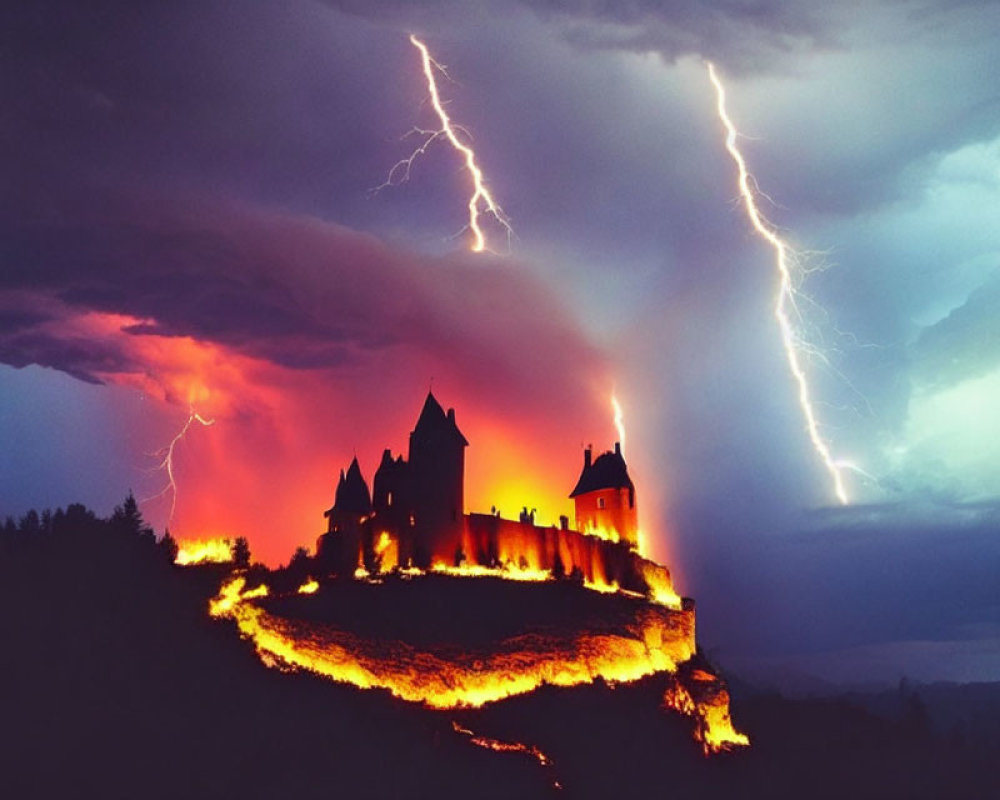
[706,62,850,505]
[611,393,626,455]
[375,34,513,254]
[149,405,215,522]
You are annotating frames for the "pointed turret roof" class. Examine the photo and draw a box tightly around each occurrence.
[334,456,372,513]
[412,391,468,446]
[569,443,634,498]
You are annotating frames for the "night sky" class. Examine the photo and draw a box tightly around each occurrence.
[2,1,999,685]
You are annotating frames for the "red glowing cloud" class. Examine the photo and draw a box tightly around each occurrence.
[1,196,616,563]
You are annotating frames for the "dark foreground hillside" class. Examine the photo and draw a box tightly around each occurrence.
[2,502,999,799]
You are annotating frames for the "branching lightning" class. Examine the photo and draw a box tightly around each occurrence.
[375,34,513,253]
[150,405,215,522]
[706,62,850,505]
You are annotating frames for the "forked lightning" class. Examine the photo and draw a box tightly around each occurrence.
[707,62,850,505]
[376,35,512,253]
[150,405,215,522]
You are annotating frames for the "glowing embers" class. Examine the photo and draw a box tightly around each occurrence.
[208,574,695,710]
[581,523,622,544]
[430,562,551,583]
[297,578,319,594]
[706,62,851,505]
[662,667,750,754]
[375,34,513,253]
[373,531,399,573]
[208,576,269,617]
[208,574,747,752]
[174,538,234,566]
[452,721,561,790]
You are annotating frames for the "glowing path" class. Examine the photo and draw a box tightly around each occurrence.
[376,34,512,253]
[706,62,849,505]
[150,405,215,522]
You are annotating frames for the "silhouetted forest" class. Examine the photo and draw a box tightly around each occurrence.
[2,499,998,798]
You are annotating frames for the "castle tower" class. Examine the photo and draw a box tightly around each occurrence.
[372,449,410,522]
[569,442,638,548]
[328,457,371,520]
[318,456,372,575]
[372,448,414,566]
[408,391,468,568]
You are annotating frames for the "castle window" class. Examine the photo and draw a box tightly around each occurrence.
[387,491,393,507]
[597,497,606,510]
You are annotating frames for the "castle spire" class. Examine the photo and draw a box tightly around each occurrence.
[334,456,372,513]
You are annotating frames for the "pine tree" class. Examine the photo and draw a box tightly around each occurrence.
[110,492,155,542]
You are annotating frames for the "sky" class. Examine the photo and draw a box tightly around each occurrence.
[2,0,999,685]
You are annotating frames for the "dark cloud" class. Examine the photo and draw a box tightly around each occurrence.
[0,328,128,385]
[520,0,835,72]
[0,185,609,412]
[322,0,837,72]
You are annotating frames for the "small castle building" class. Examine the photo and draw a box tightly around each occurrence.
[570,442,638,547]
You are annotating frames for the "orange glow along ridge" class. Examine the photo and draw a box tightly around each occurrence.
[208,574,748,753]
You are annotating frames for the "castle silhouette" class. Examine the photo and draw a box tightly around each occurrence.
[316,392,675,600]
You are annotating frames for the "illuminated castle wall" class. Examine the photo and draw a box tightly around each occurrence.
[317,392,675,601]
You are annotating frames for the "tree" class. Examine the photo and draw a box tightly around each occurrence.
[61,503,97,535]
[158,529,179,564]
[287,546,312,583]
[233,536,251,568]
[109,492,155,543]
[18,509,41,535]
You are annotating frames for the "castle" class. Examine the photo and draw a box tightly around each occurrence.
[316,392,677,603]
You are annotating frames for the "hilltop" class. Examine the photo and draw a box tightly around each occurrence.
[2,501,1000,798]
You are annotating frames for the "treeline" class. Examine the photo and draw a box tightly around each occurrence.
[1,493,177,561]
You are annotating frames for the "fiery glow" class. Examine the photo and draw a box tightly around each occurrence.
[431,562,552,583]
[611,393,626,456]
[297,578,319,594]
[15,208,613,567]
[150,404,216,522]
[663,669,750,754]
[706,61,849,505]
[452,721,560,788]
[452,721,552,765]
[641,561,682,608]
[374,531,399,572]
[209,573,693,708]
[376,34,513,253]
[206,572,743,750]
[174,537,234,566]
[208,576,269,617]
[581,523,622,544]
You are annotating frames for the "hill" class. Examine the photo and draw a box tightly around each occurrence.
[2,501,999,798]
